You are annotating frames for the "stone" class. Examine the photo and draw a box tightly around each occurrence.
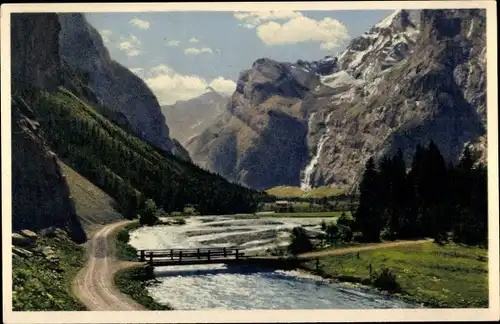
[12,233,34,247]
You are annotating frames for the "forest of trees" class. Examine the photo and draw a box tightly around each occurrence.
[353,142,487,246]
[20,87,264,218]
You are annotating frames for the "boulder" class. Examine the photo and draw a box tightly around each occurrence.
[12,233,35,247]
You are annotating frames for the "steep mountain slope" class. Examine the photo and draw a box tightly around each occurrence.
[161,90,229,145]
[57,13,187,158]
[188,9,486,191]
[11,13,87,243]
[186,58,324,189]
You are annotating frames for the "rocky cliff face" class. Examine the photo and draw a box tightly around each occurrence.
[161,90,229,145]
[188,9,486,191]
[57,13,183,156]
[11,13,86,243]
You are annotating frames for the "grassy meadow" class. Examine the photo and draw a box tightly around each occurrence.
[302,242,488,308]
[267,186,346,198]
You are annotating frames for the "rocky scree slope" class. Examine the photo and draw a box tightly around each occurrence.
[187,9,486,191]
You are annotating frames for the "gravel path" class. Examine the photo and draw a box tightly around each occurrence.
[72,220,145,311]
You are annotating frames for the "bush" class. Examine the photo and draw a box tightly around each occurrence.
[170,211,182,217]
[182,206,200,216]
[139,199,159,226]
[288,226,314,255]
[371,268,402,293]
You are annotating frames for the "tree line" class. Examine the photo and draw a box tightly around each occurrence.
[353,142,487,246]
[24,88,263,219]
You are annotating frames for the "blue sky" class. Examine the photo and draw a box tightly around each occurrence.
[86,10,392,105]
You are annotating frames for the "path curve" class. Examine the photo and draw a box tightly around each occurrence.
[72,220,145,311]
[298,239,432,258]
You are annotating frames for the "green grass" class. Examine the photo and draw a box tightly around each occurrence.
[302,242,488,308]
[114,267,172,310]
[266,186,346,198]
[115,222,141,261]
[12,233,87,311]
[267,211,350,218]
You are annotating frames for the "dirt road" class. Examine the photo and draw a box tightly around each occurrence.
[72,220,145,311]
[299,239,431,258]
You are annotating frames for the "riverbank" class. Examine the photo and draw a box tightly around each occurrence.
[12,230,87,311]
[114,222,174,310]
[300,241,488,308]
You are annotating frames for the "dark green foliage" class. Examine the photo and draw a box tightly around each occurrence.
[354,157,384,242]
[353,141,487,246]
[116,223,141,261]
[371,268,402,293]
[22,88,262,217]
[12,233,87,311]
[325,223,340,244]
[139,199,159,226]
[288,226,314,255]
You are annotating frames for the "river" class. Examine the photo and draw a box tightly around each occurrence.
[128,215,421,310]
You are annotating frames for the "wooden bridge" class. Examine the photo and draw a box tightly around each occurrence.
[138,247,249,267]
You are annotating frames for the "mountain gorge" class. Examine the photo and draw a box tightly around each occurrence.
[161,89,229,145]
[186,9,487,191]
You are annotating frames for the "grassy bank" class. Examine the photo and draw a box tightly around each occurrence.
[113,222,173,310]
[115,222,142,261]
[301,242,488,308]
[12,232,87,311]
[114,267,172,310]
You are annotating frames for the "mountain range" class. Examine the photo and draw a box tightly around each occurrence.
[184,9,486,191]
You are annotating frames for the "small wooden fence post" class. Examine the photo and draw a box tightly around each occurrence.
[357,252,360,260]
[207,250,211,261]
[197,248,200,259]
[170,249,174,260]
[223,247,227,258]
[149,252,153,265]
[369,263,372,276]
[140,250,145,262]
[179,251,183,263]
[235,249,239,260]
[315,257,320,271]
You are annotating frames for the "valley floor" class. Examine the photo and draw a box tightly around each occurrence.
[301,241,489,308]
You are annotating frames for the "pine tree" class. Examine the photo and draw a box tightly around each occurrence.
[354,157,384,242]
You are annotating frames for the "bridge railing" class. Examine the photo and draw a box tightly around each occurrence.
[137,247,245,263]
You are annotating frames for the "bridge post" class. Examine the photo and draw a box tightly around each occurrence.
[235,249,239,260]
[179,251,183,263]
[140,250,145,262]
[197,248,200,259]
[207,250,211,261]
[170,249,173,260]
[223,247,227,257]
[149,252,153,265]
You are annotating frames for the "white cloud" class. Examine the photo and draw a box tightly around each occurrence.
[234,10,302,28]
[129,67,144,75]
[144,64,236,105]
[256,16,349,50]
[166,40,180,47]
[129,17,151,30]
[188,37,200,43]
[184,47,214,55]
[99,29,113,44]
[118,34,142,56]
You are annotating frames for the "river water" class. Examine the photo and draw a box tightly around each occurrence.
[128,215,420,310]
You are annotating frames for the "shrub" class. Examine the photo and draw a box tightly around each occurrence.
[288,226,314,255]
[371,268,402,293]
[139,199,159,226]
